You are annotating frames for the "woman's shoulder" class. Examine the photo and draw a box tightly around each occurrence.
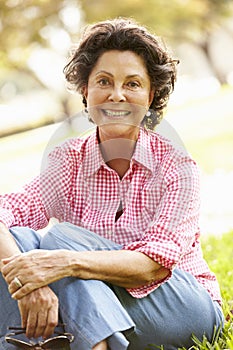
[146,128,189,159]
[42,131,95,169]
[144,128,199,173]
[51,130,95,155]
[144,130,200,185]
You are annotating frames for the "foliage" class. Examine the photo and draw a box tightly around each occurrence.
[0,0,233,132]
[80,0,233,41]
[1,0,233,70]
[79,0,233,84]
[0,0,82,70]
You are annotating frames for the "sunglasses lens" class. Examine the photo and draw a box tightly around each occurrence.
[42,336,70,349]
[5,337,32,349]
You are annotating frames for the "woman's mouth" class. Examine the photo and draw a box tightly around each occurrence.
[101,109,131,118]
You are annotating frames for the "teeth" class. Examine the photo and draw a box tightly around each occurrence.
[103,109,130,117]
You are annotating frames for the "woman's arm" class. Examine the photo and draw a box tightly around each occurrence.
[0,222,21,267]
[2,248,169,300]
[0,223,59,339]
[68,249,169,287]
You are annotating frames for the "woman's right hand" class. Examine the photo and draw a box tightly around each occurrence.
[18,285,59,339]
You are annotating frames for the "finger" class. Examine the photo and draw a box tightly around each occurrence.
[19,294,38,338]
[1,255,22,275]
[25,309,38,339]
[8,276,24,296]
[1,254,20,265]
[33,310,48,339]
[18,300,29,329]
[43,307,59,339]
[8,282,20,296]
[12,283,36,300]
[1,264,19,283]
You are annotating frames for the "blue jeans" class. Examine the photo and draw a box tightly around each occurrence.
[0,222,224,350]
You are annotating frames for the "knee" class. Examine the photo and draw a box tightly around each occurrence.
[40,222,89,251]
[40,223,70,250]
[47,222,86,240]
[9,226,41,252]
[40,222,121,252]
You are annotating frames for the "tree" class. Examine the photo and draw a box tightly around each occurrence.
[0,0,84,135]
[0,0,232,135]
[0,0,83,69]
[80,0,233,84]
[1,0,232,85]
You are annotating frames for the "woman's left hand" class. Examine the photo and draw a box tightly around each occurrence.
[1,249,68,299]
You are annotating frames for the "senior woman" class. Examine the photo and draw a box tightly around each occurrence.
[0,18,223,350]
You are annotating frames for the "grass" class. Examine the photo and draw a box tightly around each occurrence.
[146,230,233,350]
[190,231,233,349]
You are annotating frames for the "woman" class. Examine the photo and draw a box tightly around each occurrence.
[0,18,223,350]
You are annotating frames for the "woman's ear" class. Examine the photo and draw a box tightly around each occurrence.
[81,86,88,107]
[82,85,88,100]
[149,88,155,106]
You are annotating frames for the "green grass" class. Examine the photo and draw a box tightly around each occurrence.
[202,232,233,303]
[191,231,233,350]
[146,231,233,350]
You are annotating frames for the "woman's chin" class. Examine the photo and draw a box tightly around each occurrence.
[98,123,140,141]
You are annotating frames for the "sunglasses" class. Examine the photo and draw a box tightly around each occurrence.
[5,325,74,349]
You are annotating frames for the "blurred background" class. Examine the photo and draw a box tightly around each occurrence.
[0,0,233,235]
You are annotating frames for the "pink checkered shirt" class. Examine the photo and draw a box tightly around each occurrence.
[0,128,221,301]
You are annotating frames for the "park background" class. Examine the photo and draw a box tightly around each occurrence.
[0,0,233,236]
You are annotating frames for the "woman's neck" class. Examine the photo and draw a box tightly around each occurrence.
[99,138,136,178]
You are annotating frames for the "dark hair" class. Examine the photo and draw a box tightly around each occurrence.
[64,18,178,129]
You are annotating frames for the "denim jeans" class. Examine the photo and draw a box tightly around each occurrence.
[0,222,224,350]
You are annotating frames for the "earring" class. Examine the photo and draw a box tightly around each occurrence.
[146,110,151,117]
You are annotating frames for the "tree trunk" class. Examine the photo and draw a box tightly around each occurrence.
[197,34,227,85]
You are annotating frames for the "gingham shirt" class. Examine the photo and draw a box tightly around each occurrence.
[0,128,221,301]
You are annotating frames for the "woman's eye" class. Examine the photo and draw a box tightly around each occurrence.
[98,78,110,86]
[127,81,140,88]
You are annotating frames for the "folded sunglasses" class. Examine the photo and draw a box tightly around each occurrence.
[5,324,74,349]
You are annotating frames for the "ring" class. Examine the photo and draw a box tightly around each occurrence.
[13,276,23,289]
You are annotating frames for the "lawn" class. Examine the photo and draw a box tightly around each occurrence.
[197,231,233,350]
[146,230,233,350]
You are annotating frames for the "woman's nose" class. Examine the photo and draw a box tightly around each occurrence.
[108,86,126,102]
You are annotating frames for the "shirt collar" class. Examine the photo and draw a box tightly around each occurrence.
[80,128,105,177]
[132,128,155,173]
[80,127,155,177]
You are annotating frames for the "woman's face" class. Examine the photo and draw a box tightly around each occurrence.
[83,50,154,141]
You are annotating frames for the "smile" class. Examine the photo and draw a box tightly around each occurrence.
[102,109,131,118]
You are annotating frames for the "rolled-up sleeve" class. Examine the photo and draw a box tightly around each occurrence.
[0,145,76,230]
[124,156,201,297]
[0,180,48,229]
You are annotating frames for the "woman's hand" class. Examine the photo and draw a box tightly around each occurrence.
[18,286,59,339]
[1,249,69,299]
[1,250,60,338]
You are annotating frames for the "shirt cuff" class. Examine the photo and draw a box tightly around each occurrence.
[0,209,14,228]
[126,269,172,298]
[123,241,179,298]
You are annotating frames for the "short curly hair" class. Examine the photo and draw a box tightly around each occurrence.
[63,18,178,129]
